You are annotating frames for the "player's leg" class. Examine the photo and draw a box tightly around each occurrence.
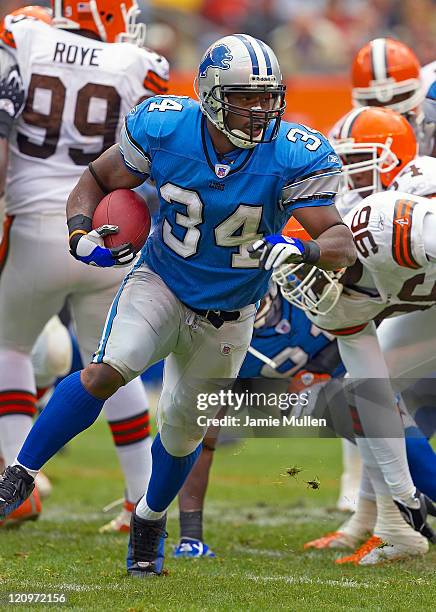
[337,438,361,512]
[335,460,429,565]
[337,317,436,563]
[338,325,420,507]
[0,215,69,522]
[69,282,153,531]
[0,263,183,518]
[174,417,224,558]
[129,304,255,576]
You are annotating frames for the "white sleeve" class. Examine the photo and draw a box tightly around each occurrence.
[422,212,436,261]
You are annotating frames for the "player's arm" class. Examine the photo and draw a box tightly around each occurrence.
[249,199,356,272]
[293,203,356,270]
[66,146,145,268]
[249,130,356,271]
[0,47,25,196]
[67,103,152,267]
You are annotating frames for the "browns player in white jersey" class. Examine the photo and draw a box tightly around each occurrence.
[0,1,168,528]
[334,41,435,509]
[275,106,436,565]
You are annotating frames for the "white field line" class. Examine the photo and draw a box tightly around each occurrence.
[245,573,374,589]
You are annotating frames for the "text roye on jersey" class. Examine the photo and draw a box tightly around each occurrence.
[53,42,102,67]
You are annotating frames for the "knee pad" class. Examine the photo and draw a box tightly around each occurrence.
[31,316,73,388]
[160,421,202,457]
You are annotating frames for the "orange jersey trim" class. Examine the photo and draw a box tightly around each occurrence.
[318,322,369,336]
[392,198,420,269]
[0,28,16,49]
[143,70,169,95]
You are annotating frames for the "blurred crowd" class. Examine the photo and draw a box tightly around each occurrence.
[1,0,435,74]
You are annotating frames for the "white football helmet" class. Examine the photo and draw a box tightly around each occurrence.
[273,263,345,316]
[195,34,286,149]
[273,217,345,316]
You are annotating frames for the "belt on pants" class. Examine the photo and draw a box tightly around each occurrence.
[185,304,241,329]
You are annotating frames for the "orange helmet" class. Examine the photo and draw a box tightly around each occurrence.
[331,106,417,194]
[51,0,146,46]
[351,38,424,115]
[274,218,344,316]
[9,5,52,24]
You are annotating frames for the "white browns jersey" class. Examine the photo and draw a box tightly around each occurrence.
[0,16,169,215]
[421,61,436,94]
[309,190,436,334]
[334,190,363,218]
[389,155,436,198]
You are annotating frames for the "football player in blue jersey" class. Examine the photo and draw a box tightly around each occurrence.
[0,34,356,577]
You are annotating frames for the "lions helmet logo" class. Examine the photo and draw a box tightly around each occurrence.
[199,44,233,78]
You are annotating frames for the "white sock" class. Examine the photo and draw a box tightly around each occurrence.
[115,437,152,503]
[341,495,377,538]
[356,436,416,502]
[12,459,38,479]
[338,439,361,506]
[359,466,376,501]
[374,494,426,546]
[135,495,166,520]
[1,415,33,465]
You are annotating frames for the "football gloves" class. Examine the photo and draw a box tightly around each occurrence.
[248,235,320,271]
[394,490,436,543]
[69,222,135,268]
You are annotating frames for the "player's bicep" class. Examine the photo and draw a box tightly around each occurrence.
[293,203,344,239]
[92,145,145,191]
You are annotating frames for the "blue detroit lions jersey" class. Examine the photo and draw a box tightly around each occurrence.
[120,96,341,310]
[239,293,344,378]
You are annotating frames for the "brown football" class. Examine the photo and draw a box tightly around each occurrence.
[92,189,151,253]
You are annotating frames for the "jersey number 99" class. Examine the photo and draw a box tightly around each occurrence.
[17,73,121,164]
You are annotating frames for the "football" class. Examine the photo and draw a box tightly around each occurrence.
[92,189,151,254]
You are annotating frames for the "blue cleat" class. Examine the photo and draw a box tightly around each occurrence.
[0,466,35,518]
[173,537,216,558]
[126,510,167,577]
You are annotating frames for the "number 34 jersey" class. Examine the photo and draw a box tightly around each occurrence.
[120,96,341,310]
[309,190,436,334]
[0,16,169,215]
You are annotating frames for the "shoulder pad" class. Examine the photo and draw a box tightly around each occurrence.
[125,95,196,145]
[278,121,342,181]
[389,156,436,197]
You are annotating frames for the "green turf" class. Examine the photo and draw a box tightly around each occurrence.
[0,417,435,611]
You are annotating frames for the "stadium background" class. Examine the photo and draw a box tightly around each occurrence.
[0,2,435,608]
[1,0,435,134]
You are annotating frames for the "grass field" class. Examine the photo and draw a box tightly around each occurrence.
[1,410,435,611]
